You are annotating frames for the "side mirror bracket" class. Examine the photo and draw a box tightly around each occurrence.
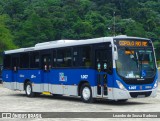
[113,45,118,60]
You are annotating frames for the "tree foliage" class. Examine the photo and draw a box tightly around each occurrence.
[0,14,17,62]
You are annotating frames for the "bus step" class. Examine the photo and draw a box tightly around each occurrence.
[42,92,51,95]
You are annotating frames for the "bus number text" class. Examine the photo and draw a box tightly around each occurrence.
[81,75,88,80]
[129,86,137,90]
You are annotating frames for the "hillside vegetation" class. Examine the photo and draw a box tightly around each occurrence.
[0,0,160,61]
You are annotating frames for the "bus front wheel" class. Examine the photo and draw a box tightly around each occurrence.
[25,82,35,97]
[80,83,93,103]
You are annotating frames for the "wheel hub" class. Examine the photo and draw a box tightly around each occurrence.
[26,85,31,95]
[82,87,90,100]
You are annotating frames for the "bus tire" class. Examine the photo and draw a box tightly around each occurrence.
[25,82,35,97]
[80,83,93,103]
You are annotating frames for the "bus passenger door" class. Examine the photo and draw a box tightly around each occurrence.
[41,53,51,92]
[12,55,19,90]
[96,50,109,97]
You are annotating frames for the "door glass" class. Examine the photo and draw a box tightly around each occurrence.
[12,56,19,71]
[42,54,51,70]
[96,50,107,71]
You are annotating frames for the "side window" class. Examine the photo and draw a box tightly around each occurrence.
[4,55,11,69]
[65,48,72,67]
[73,47,79,67]
[20,53,29,68]
[57,48,72,67]
[80,46,92,67]
[42,54,51,70]
[30,52,40,68]
[53,50,56,67]
[57,49,64,67]
[12,55,19,70]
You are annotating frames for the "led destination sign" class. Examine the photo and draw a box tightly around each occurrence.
[115,40,151,47]
[119,40,147,46]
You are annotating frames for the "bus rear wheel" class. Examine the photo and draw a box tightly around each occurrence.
[80,83,93,103]
[25,82,35,97]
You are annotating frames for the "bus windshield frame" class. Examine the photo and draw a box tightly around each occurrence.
[114,39,156,80]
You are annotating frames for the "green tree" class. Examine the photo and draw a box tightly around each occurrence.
[73,21,93,39]
[16,12,55,47]
[0,15,16,62]
[125,20,146,37]
[154,41,160,61]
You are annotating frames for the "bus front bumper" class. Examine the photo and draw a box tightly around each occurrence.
[108,87,158,100]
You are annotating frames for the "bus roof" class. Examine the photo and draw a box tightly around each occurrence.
[4,35,150,54]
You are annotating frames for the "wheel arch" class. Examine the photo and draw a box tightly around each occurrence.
[78,80,90,96]
[24,79,31,90]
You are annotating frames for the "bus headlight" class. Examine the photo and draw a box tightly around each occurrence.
[116,80,127,90]
[153,81,158,89]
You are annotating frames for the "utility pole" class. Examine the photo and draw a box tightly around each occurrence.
[113,11,115,36]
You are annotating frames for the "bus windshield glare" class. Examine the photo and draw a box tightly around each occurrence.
[115,40,156,79]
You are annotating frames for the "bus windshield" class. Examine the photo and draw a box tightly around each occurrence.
[116,47,156,79]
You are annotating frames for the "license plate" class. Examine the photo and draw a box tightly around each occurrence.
[137,95,145,98]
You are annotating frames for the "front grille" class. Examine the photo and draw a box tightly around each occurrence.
[123,77,154,85]
[130,91,152,98]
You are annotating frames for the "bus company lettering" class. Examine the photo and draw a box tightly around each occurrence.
[31,75,36,79]
[119,40,148,47]
[59,73,67,82]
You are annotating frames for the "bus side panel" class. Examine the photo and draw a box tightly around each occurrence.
[49,69,96,85]
[49,68,97,95]
[106,70,114,99]
[2,70,13,90]
[28,70,43,93]
[17,69,43,92]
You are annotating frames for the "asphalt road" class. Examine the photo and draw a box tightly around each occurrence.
[0,83,160,121]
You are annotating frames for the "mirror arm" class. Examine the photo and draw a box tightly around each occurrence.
[113,45,118,60]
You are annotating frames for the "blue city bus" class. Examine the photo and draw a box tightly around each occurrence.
[2,35,158,103]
